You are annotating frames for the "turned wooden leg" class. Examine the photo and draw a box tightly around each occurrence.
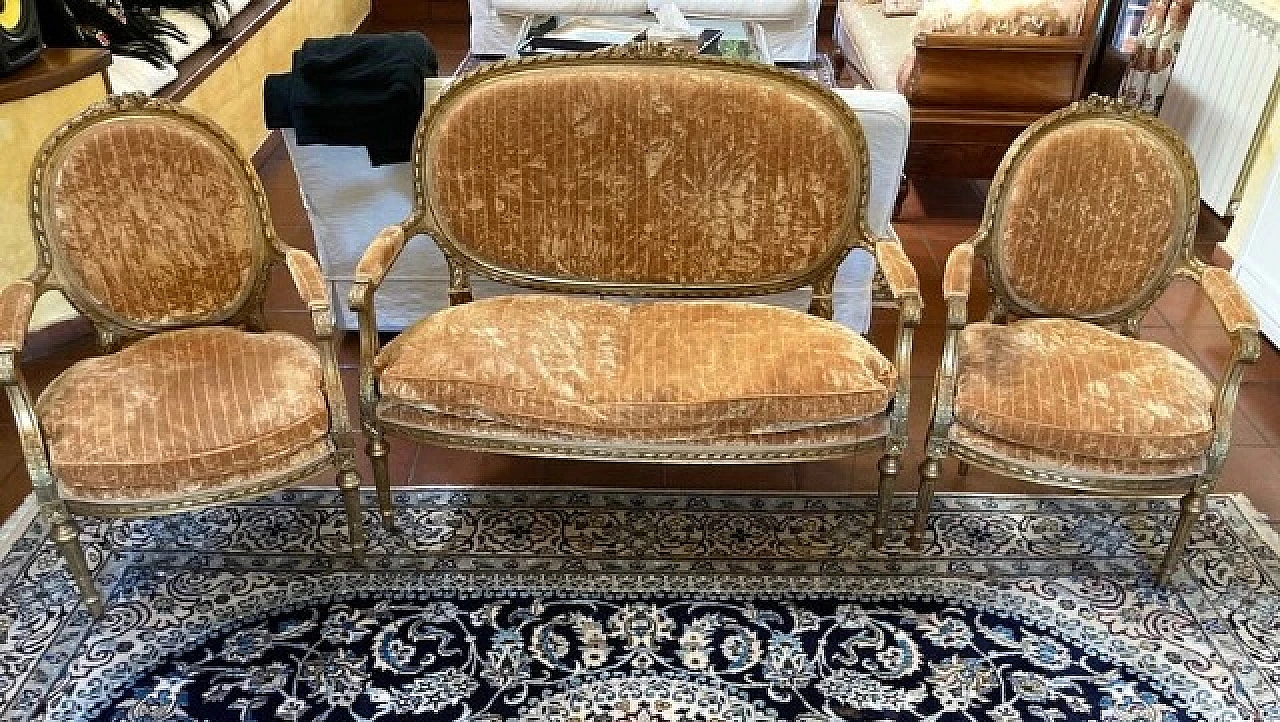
[366,431,395,531]
[873,454,899,549]
[909,457,941,551]
[336,462,368,564]
[47,507,103,617]
[1157,485,1206,585]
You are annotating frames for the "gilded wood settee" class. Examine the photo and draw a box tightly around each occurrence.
[350,45,923,545]
[0,95,368,616]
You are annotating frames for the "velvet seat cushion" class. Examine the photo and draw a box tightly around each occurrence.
[374,296,896,440]
[38,327,333,503]
[953,319,1216,463]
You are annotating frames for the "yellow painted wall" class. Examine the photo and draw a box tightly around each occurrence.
[183,0,371,157]
[0,0,370,332]
[0,72,108,329]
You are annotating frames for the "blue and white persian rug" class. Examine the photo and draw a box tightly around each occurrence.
[1,489,1278,721]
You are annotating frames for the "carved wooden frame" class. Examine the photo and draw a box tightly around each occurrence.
[912,95,1262,584]
[2,94,368,617]
[350,44,923,547]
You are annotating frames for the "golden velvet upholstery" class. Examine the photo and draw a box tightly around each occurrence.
[913,98,1259,585]
[874,240,921,298]
[355,225,408,285]
[423,65,862,286]
[285,249,328,309]
[41,115,262,326]
[37,326,332,501]
[954,319,1215,460]
[0,280,35,352]
[1200,267,1259,334]
[375,296,896,440]
[992,118,1190,317]
[942,242,974,301]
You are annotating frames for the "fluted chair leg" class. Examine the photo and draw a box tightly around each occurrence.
[909,457,941,551]
[873,454,899,549]
[336,462,368,564]
[47,507,103,617]
[366,432,395,531]
[1157,484,1206,585]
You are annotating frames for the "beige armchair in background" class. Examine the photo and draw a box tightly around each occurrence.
[0,95,368,616]
[913,96,1260,584]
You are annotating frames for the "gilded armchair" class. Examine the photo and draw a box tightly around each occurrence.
[912,96,1260,583]
[2,95,367,617]
[350,45,922,545]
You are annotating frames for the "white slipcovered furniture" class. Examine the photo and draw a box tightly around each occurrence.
[467,0,821,62]
[286,80,910,333]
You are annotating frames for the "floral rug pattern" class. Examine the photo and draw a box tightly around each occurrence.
[1,489,1278,721]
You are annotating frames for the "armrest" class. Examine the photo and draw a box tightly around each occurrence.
[871,240,922,453]
[0,280,36,355]
[1198,266,1259,336]
[1189,266,1261,463]
[942,242,975,328]
[353,225,408,293]
[0,280,56,487]
[874,239,922,305]
[285,248,329,310]
[278,246,355,433]
[281,248,335,339]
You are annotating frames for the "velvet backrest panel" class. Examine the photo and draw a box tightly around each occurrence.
[418,58,869,292]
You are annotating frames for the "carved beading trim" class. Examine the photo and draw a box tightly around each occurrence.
[377,417,887,463]
[948,442,1203,493]
[62,451,340,519]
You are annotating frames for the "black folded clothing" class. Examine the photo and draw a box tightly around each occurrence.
[265,32,438,166]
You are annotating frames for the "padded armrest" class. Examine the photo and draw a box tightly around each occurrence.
[874,240,920,300]
[942,242,975,328]
[284,248,329,310]
[0,280,36,354]
[942,243,974,301]
[1198,266,1258,336]
[355,225,409,288]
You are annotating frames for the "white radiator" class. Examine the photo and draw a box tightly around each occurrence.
[1158,0,1280,216]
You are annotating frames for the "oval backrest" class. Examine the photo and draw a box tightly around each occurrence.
[982,99,1197,320]
[32,97,270,329]
[415,46,871,295]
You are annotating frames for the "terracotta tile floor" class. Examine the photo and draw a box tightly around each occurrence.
[2,21,1278,528]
